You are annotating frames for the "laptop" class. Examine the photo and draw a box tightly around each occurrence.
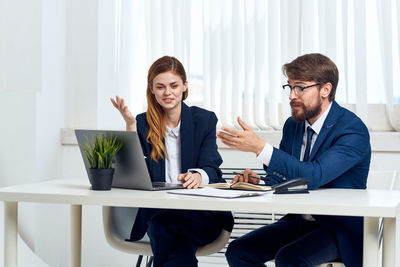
[75,129,183,190]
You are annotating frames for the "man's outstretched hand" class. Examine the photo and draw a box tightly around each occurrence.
[217,117,266,156]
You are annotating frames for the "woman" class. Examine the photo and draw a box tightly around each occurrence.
[111,56,233,267]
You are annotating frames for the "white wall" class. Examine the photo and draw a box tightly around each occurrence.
[0,0,69,266]
[0,1,146,266]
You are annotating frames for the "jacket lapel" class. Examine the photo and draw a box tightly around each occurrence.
[292,122,304,159]
[151,156,165,182]
[180,103,194,172]
[309,101,341,161]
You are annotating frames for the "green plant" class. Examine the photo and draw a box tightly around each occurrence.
[81,135,123,169]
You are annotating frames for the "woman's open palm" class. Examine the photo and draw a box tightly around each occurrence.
[110,96,136,130]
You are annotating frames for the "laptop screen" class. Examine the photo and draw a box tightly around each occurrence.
[75,129,154,190]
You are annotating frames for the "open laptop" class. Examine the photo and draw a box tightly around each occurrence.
[75,129,183,190]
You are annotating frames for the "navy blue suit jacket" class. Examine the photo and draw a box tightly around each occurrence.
[136,103,225,184]
[265,101,371,267]
[130,103,233,241]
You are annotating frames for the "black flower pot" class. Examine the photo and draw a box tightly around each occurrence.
[88,168,115,190]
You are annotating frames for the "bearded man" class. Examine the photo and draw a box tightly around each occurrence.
[218,53,371,267]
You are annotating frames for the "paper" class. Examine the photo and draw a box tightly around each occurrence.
[200,182,271,191]
[167,187,271,198]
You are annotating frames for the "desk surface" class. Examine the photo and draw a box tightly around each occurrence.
[1,179,400,218]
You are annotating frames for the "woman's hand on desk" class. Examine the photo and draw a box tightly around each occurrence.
[178,172,202,189]
[231,168,261,185]
[111,95,137,131]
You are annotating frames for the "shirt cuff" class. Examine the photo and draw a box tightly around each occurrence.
[188,168,209,185]
[256,143,274,166]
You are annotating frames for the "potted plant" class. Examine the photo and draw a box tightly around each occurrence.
[80,134,123,190]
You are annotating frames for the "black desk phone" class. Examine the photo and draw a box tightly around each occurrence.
[272,178,309,194]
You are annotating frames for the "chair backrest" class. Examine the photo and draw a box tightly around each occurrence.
[366,170,398,190]
[102,206,153,255]
[394,171,400,190]
[108,206,138,240]
[102,206,231,257]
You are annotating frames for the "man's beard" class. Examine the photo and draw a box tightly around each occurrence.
[290,100,322,122]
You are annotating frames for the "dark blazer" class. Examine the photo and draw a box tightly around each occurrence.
[265,101,371,267]
[130,102,233,241]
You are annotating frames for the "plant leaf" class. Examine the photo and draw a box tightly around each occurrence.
[80,134,122,169]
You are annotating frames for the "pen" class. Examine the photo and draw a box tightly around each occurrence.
[232,171,273,182]
[232,171,260,179]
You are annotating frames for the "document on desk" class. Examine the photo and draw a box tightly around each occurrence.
[167,187,271,198]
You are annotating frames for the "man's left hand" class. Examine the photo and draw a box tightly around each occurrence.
[217,117,266,155]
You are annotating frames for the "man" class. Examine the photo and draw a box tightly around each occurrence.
[218,53,371,267]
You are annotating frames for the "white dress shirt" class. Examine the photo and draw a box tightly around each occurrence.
[164,122,210,184]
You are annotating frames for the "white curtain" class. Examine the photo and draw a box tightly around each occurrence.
[202,0,400,131]
[109,0,400,131]
[121,0,190,116]
[376,0,400,131]
[98,0,191,129]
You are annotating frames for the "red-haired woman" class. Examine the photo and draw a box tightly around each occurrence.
[111,56,233,267]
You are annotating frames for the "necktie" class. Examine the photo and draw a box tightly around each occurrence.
[303,126,314,162]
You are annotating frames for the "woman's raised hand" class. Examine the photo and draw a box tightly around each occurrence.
[110,96,137,131]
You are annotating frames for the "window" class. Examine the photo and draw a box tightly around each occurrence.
[99,0,400,131]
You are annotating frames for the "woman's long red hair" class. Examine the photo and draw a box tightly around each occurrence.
[146,56,188,162]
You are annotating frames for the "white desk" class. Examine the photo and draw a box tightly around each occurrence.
[1,179,399,267]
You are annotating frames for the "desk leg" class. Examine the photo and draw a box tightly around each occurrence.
[382,218,396,267]
[4,201,17,267]
[70,205,82,267]
[363,217,379,267]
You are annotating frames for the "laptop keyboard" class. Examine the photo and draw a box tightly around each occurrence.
[152,182,168,187]
[152,182,183,189]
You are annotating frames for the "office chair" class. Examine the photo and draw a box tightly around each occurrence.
[102,206,231,267]
[316,170,398,267]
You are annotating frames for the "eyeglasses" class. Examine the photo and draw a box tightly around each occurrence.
[282,83,321,96]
